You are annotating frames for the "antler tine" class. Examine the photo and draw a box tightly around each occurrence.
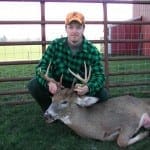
[44,62,54,82]
[68,62,91,85]
[83,61,91,81]
[68,68,87,84]
[43,63,51,82]
[84,61,87,80]
[71,78,77,89]
[45,63,51,77]
[59,74,64,87]
[39,62,55,83]
[39,62,64,89]
[87,66,91,81]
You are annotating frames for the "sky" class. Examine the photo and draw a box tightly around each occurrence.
[0,2,133,41]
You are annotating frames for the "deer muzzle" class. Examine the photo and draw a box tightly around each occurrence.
[44,110,55,122]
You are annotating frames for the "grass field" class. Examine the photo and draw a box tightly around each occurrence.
[0,45,42,61]
[0,61,150,150]
[0,44,102,61]
[0,45,150,150]
[0,102,150,150]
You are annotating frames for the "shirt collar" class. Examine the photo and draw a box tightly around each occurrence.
[64,36,88,53]
[82,36,89,53]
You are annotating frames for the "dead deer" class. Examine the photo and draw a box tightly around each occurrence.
[40,62,150,147]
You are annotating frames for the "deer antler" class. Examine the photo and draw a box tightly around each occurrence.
[39,62,63,86]
[68,61,91,85]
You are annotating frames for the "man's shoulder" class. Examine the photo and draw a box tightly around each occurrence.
[83,38,99,53]
[52,37,67,44]
[46,37,67,51]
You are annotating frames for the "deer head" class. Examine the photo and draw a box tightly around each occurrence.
[44,88,76,122]
[41,61,98,122]
[44,88,98,124]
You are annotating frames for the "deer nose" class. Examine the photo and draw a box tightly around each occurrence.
[44,110,51,118]
[44,111,55,123]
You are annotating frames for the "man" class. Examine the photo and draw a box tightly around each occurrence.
[28,11,109,113]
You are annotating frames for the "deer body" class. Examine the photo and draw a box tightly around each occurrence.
[41,62,150,147]
[45,89,150,147]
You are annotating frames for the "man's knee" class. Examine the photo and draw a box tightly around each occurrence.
[28,77,35,89]
[27,77,52,112]
[27,77,40,94]
[95,88,110,101]
[27,77,43,100]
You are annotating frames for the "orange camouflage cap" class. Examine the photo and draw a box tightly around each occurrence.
[65,11,85,25]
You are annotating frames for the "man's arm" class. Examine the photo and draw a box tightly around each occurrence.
[87,51,105,96]
[35,44,54,88]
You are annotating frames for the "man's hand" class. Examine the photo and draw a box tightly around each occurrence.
[74,84,89,96]
[47,81,58,94]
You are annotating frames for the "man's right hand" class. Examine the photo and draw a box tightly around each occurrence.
[47,81,58,94]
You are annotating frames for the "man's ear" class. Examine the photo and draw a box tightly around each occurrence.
[83,24,85,29]
[65,25,67,30]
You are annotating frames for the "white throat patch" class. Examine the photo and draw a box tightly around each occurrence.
[61,115,72,125]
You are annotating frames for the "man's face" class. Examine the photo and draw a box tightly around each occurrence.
[65,21,85,45]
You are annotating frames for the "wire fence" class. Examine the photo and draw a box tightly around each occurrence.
[0,0,150,105]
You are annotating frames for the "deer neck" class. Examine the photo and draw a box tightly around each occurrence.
[59,93,81,125]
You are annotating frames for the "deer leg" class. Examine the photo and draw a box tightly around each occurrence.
[103,130,120,141]
[120,113,150,147]
[117,122,149,147]
[139,113,150,129]
[116,125,138,147]
[127,131,149,146]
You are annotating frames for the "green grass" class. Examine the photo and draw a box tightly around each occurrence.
[0,45,42,61]
[0,45,149,149]
[0,46,150,149]
[0,103,149,150]
[108,59,150,97]
[0,59,150,150]
[0,44,103,61]
[0,64,35,100]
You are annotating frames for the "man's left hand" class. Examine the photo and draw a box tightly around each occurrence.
[74,85,89,96]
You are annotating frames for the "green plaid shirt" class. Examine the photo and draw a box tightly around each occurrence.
[36,37,105,96]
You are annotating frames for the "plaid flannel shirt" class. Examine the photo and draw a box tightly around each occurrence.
[36,37,105,96]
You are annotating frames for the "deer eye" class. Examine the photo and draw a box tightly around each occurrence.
[61,100,68,105]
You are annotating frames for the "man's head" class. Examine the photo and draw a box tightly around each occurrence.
[65,12,85,46]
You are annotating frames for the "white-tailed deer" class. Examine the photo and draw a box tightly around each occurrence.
[41,62,150,147]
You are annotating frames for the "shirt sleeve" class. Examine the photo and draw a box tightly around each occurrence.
[35,43,54,88]
[87,50,105,96]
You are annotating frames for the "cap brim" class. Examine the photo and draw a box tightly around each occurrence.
[68,18,82,24]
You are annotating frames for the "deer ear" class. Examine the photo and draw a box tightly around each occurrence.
[75,96,99,107]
